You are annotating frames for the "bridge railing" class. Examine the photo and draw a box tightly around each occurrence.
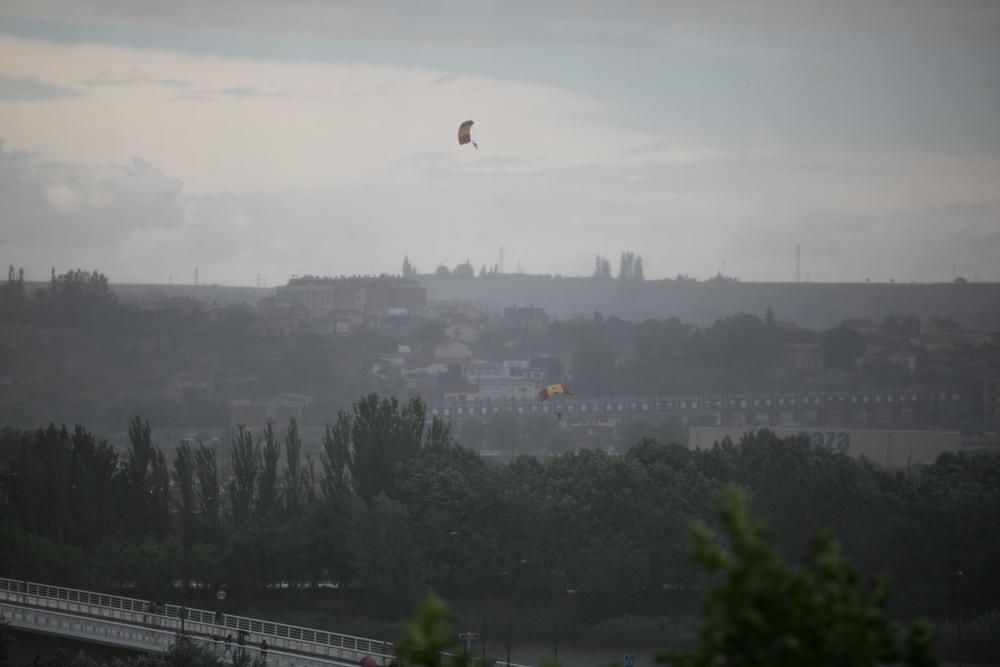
[0,577,533,667]
[1,602,358,667]
[0,577,394,662]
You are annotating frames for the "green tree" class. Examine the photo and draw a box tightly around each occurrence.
[593,255,612,279]
[256,422,281,519]
[124,417,170,537]
[659,487,937,667]
[172,441,197,547]
[282,417,307,516]
[322,394,437,503]
[193,443,220,541]
[228,426,259,527]
[395,593,475,667]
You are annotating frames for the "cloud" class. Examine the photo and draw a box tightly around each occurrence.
[0,140,185,248]
[170,85,293,101]
[0,74,82,100]
[3,0,999,47]
[81,69,188,87]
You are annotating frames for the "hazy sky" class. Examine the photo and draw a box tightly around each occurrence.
[1,1,998,285]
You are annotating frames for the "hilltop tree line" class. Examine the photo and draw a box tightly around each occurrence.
[1,395,997,633]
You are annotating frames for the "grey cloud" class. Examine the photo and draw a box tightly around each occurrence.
[0,74,83,101]
[81,70,189,87]
[170,85,293,101]
[5,0,998,48]
[0,139,185,248]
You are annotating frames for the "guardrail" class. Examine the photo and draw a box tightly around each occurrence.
[0,577,392,664]
[1,602,356,667]
[0,577,534,667]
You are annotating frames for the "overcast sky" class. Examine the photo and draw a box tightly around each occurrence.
[1,1,998,285]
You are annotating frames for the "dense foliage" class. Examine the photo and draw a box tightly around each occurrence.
[2,398,998,634]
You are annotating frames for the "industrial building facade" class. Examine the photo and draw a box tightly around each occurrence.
[276,276,426,317]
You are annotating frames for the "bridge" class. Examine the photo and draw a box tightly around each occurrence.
[0,577,397,666]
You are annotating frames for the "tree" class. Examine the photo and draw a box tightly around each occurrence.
[283,417,307,517]
[172,441,197,546]
[658,487,937,667]
[193,443,220,541]
[228,426,259,527]
[618,251,644,281]
[124,417,170,537]
[0,265,26,323]
[322,394,439,503]
[593,255,611,279]
[257,422,281,519]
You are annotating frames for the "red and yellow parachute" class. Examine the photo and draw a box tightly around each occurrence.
[538,383,571,401]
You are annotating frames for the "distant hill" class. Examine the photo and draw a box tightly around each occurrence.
[415,275,1000,330]
[76,277,1000,331]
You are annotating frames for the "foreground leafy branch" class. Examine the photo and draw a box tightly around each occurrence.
[658,487,937,667]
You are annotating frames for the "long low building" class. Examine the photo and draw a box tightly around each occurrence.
[688,426,961,469]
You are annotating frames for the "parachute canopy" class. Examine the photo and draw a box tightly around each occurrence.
[538,383,572,401]
[458,120,475,147]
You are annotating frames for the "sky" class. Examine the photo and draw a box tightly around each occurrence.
[1,1,998,286]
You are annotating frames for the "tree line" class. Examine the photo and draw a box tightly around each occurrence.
[1,393,997,630]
